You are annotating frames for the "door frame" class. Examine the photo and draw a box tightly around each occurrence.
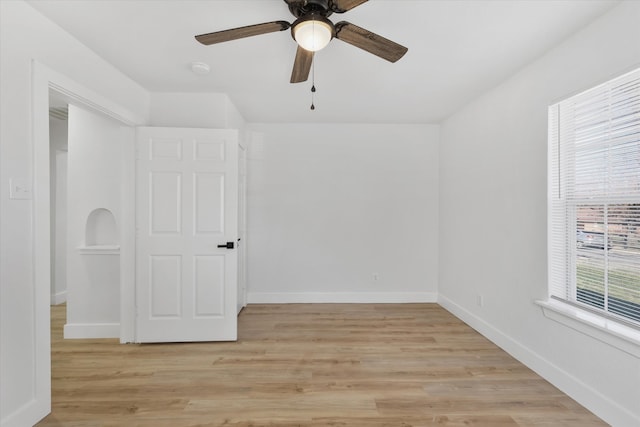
[31,60,144,419]
[237,141,248,313]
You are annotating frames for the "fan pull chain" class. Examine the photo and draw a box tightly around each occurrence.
[310,53,316,111]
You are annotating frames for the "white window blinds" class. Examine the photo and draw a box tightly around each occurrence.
[549,68,640,325]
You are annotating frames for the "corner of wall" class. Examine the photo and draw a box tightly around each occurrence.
[437,294,640,427]
[224,94,246,130]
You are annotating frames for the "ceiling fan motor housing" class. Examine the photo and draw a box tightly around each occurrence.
[287,0,333,18]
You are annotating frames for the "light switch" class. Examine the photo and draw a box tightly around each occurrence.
[9,178,32,200]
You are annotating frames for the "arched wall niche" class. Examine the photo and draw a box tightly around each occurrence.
[82,208,119,251]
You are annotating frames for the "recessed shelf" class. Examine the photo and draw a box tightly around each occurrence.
[77,245,120,255]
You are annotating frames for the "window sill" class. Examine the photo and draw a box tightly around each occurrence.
[536,299,640,358]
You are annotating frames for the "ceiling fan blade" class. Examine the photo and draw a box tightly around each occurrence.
[330,0,369,13]
[290,46,314,83]
[334,21,407,63]
[195,21,290,45]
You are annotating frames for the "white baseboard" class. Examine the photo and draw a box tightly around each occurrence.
[437,293,639,427]
[0,398,49,427]
[50,290,67,305]
[247,292,438,304]
[63,322,119,339]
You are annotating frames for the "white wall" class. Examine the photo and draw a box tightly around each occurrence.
[64,105,125,339]
[438,2,640,426]
[50,116,68,305]
[150,92,246,129]
[247,123,439,303]
[0,1,149,425]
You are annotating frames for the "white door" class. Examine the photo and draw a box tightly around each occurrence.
[136,127,238,342]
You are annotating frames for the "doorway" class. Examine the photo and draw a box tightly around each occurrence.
[48,93,68,307]
[45,93,135,340]
[32,62,246,423]
[31,61,143,423]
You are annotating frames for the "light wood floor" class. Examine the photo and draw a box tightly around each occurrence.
[38,303,607,427]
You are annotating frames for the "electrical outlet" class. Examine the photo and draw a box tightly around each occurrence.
[372,273,379,282]
[477,294,484,307]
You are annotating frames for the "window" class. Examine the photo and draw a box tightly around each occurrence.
[548,68,640,327]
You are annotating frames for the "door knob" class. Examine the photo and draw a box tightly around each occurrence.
[217,241,235,249]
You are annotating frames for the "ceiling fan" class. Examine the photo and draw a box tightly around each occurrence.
[195,0,408,84]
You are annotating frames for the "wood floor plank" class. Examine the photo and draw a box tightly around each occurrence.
[37,303,607,426]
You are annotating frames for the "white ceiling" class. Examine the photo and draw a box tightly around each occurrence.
[27,0,619,124]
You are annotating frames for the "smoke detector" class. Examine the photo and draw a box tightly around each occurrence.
[191,62,210,75]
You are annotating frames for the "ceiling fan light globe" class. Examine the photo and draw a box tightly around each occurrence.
[294,20,332,52]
